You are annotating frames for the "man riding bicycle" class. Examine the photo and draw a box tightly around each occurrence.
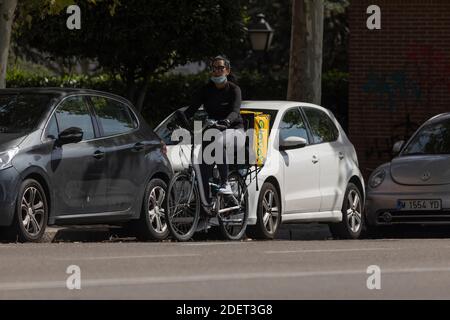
[178,55,246,202]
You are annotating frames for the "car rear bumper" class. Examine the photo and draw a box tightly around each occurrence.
[366,190,450,225]
[0,166,21,226]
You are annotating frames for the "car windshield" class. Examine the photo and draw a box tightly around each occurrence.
[0,93,54,134]
[155,107,278,145]
[402,118,450,155]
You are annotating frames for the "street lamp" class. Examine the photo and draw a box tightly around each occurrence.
[248,13,274,53]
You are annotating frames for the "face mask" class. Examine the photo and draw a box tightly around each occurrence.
[211,75,227,84]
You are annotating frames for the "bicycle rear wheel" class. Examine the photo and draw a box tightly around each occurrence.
[218,172,249,240]
[166,171,200,241]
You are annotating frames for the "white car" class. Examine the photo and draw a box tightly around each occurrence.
[155,101,366,239]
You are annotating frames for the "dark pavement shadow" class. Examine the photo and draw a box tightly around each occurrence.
[51,225,135,243]
[9,223,450,243]
[276,223,332,241]
[366,225,450,239]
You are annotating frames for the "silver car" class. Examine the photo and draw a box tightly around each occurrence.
[366,113,450,227]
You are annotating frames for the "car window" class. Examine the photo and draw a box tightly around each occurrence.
[303,107,339,144]
[402,118,450,155]
[91,96,137,136]
[0,93,54,134]
[45,115,59,140]
[55,96,95,141]
[155,113,181,145]
[155,108,208,145]
[242,108,278,134]
[279,108,309,142]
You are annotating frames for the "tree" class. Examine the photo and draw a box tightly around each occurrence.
[287,0,324,104]
[322,0,349,72]
[0,0,18,88]
[15,0,247,111]
[1,0,80,88]
[11,0,119,77]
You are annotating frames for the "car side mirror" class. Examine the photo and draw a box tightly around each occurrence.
[58,127,83,145]
[392,140,405,155]
[279,136,307,151]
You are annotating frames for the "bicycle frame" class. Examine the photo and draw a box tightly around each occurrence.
[181,122,242,216]
[188,144,240,216]
[167,116,263,240]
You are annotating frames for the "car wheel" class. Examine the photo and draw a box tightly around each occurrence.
[133,178,169,241]
[247,182,281,240]
[10,179,49,243]
[329,183,364,239]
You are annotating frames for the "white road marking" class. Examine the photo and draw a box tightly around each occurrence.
[265,248,403,254]
[1,267,450,291]
[53,253,201,261]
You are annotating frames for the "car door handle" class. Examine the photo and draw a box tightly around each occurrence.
[93,150,105,160]
[132,142,145,152]
[312,155,319,164]
[339,152,344,160]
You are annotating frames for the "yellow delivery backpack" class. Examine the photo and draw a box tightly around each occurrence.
[240,110,270,167]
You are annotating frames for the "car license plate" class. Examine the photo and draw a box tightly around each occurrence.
[397,199,442,211]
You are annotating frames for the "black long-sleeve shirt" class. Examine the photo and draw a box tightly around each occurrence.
[184,80,244,129]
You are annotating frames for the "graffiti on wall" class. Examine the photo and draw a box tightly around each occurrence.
[361,45,450,167]
[362,71,421,111]
[362,45,450,111]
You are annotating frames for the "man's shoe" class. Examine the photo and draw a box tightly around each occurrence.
[218,182,233,194]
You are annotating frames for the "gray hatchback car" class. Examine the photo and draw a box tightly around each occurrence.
[366,113,450,227]
[0,88,172,242]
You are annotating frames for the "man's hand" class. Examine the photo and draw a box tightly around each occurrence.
[217,119,231,128]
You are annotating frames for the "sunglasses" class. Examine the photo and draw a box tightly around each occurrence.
[210,65,227,72]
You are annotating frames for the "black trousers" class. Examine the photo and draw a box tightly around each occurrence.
[197,128,246,203]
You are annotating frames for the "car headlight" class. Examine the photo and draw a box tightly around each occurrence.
[369,169,386,188]
[0,147,19,170]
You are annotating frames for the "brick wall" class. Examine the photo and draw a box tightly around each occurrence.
[349,0,450,179]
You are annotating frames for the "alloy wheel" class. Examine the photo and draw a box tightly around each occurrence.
[346,189,362,233]
[148,186,167,234]
[262,189,279,234]
[21,186,46,237]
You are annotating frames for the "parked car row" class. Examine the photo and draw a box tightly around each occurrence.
[0,88,448,242]
[157,103,450,240]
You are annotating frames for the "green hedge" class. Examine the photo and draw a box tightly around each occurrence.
[6,68,348,129]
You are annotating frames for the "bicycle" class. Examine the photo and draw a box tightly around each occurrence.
[165,115,253,241]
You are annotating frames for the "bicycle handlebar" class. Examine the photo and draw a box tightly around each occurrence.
[203,119,228,131]
[175,112,228,134]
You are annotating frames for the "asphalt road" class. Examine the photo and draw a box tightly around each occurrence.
[1,224,450,299]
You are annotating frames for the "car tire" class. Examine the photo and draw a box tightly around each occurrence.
[329,183,364,239]
[9,179,49,243]
[247,182,281,240]
[132,178,169,241]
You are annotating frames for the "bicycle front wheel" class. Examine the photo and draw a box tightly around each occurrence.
[218,172,249,240]
[166,171,200,241]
